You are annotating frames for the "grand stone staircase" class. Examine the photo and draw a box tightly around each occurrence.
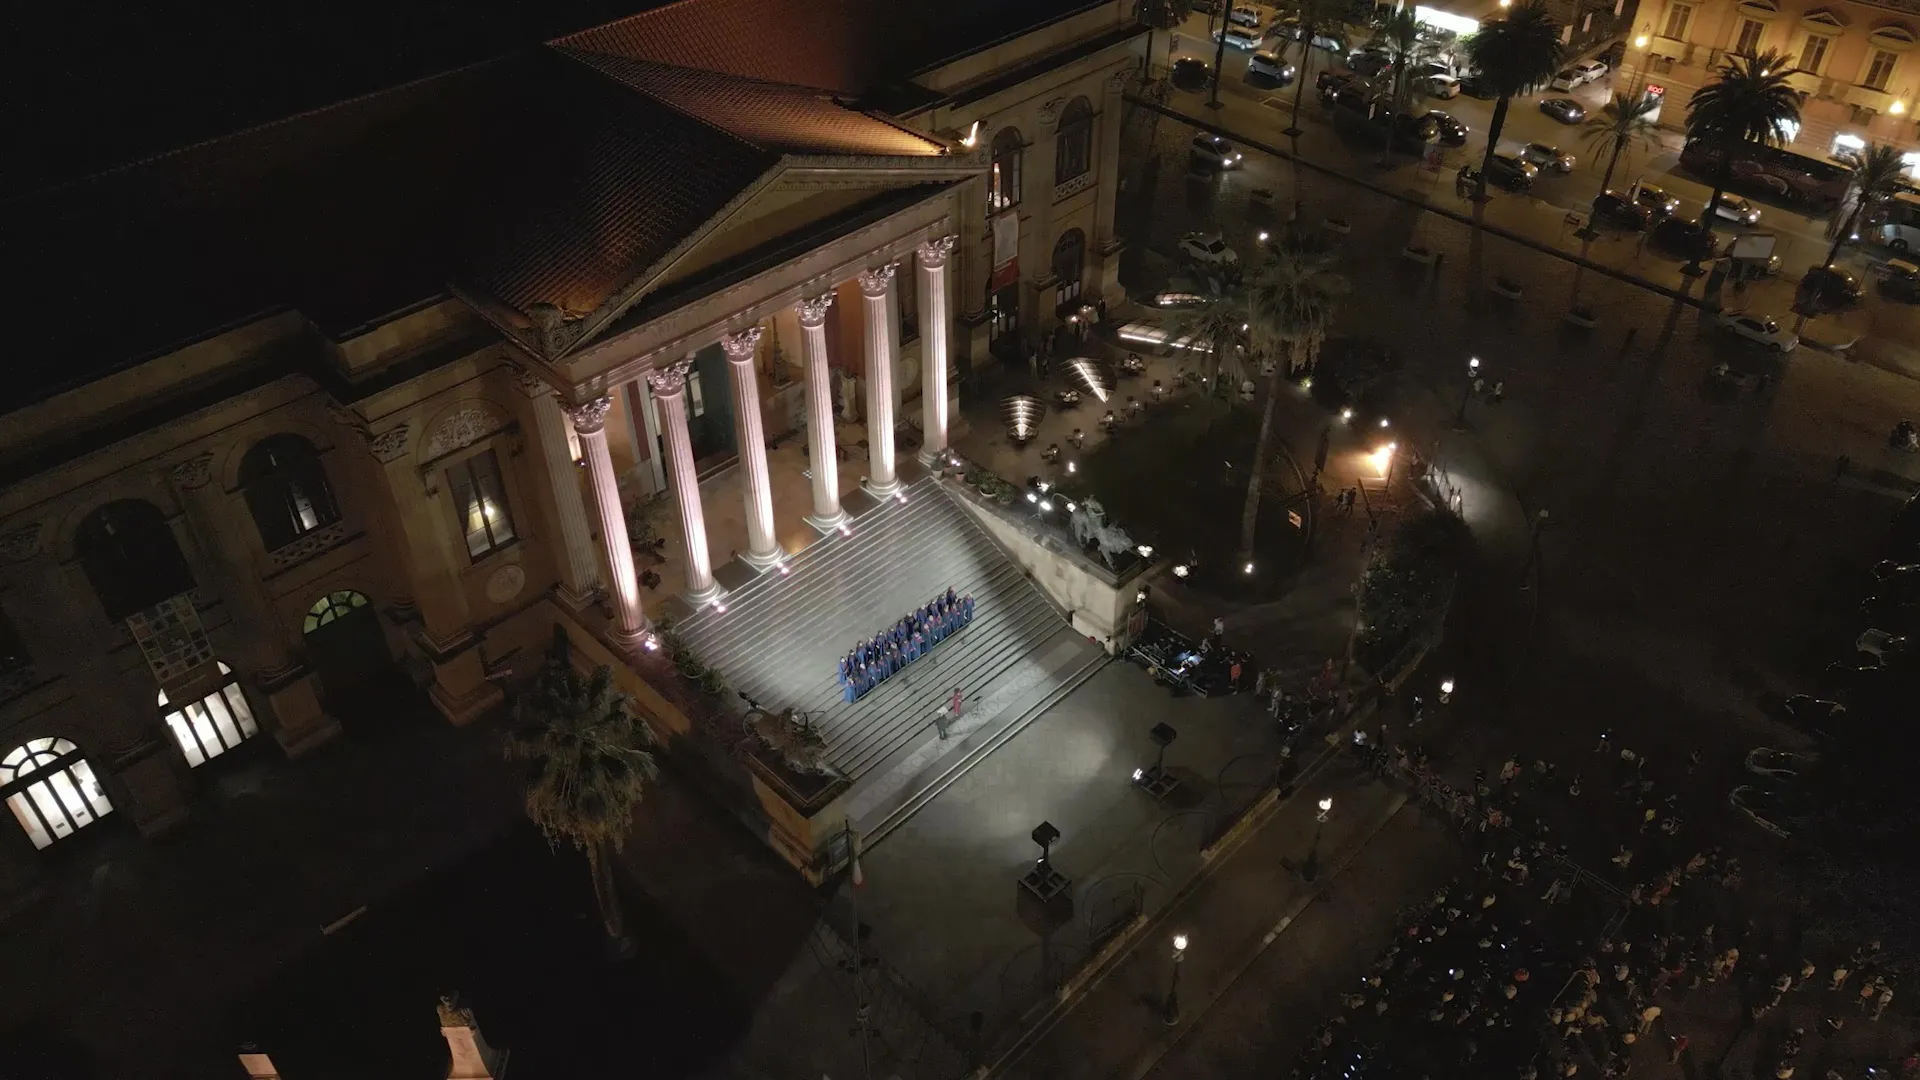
[674,476,1104,832]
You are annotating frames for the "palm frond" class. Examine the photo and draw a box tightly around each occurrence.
[1463,0,1564,98]
[506,651,660,854]
[1244,231,1350,372]
[1686,49,1801,148]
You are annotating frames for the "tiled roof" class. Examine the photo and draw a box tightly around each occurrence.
[561,50,949,157]
[459,57,784,321]
[553,0,1109,98]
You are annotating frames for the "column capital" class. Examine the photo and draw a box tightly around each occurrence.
[796,293,835,327]
[566,396,614,435]
[166,451,216,491]
[857,263,898,298]
[645,357,693,396]
[916,235,958,270]
[720,327,763,363]
[511,363,553,398]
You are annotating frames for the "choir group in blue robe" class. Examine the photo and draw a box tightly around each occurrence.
[838,587,976,703]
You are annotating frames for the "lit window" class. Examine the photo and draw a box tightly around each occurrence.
[240,435,340,551]
[686,368,707,419]
[448,450,517,560]
[989,127,1024,214]
[304,590,370,632]
[1735,19,1764,55]
[158,661,259,767]
[1,738,113,850]
[1052,229,1086,309]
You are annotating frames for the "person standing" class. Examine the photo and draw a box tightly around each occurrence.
[950,686,964,719]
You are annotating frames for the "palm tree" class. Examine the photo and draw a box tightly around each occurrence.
[1684,49,1801,270]
[506,630,660,944]
[1582,90,1663,205]
[1375,8,1432,162]
[1167,283,1253,397]
[1135,0,1193,77]
[1276,0,1354,219]
[1826,142,1907,267]
[1464,0,1564,202]
[1238,230,1349,561]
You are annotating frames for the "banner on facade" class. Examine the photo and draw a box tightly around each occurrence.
[990,210,1020,293]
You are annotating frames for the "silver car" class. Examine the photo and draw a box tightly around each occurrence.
[1519,142,1575,173]
[1713,194,1762,226]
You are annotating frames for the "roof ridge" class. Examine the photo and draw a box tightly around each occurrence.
[552,47,779,155]
[0,56,517,211]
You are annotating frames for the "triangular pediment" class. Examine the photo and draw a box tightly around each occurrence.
[1801,8,1847,30]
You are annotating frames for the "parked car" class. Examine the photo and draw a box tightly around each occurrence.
[1214,26,1263,50]
[1712,194,1762,226]
[1779,694,1847,739]
[1881,258,1920,303]
[1247,51,1297,83]
[1317,69,1359,98]
[1309,31,1347,52]
[1885,220,1919,253]
[1485,151,1539,191]
[1151,291,1209,309]
[1171,57,1213,90]
[1856,627,1914,665]
[1426,110,1468,146]
[1178,232,1240,268]
[1799,265,1865,310]
[1460,74,1496,98]
[1519,142,1575,172]
[1729,784,1814,838]
[1548,68,1583,91]
[1539,97,1586,123]
[1348,48,1393,77]
[1714,309,1798,352]
[1632,184,1682,216]
[1860,593,1920,634]
[1651,216,1717,260]
[1872,559,1920,593]
[1189,133,1244,170]
[1229,4,1264,26]
[1591,190,1654,230]
[1425,73,1461,98]
[1745,747,1816,783]
[1570,59,1609,83]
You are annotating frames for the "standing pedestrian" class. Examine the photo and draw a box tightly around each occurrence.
[1872,981,1893,1020]
[1492,381,1505,403]
[949,685,964,719]
[1668,1033,1689,1063]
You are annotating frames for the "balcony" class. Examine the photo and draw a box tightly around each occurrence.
[1846,83,1895,112]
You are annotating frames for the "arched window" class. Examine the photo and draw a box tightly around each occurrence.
[76,500,197,622]
[1054,98,1094,186]
[158,661,259,767]
[240,435,340,552]
[989,127,1024,214]
[1052,229,1087,308]
[2,738,113,850]
[304,590,369,632]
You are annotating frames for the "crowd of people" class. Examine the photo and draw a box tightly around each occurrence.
[1288,715,1913,1080]
[837,588,974,703]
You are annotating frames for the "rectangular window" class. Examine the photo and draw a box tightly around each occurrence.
[1662,2,1692,40]
[449,450,517,560]
[1799,34,1829,74]
[1734,19,1764,56]
[1865,49,1898,90]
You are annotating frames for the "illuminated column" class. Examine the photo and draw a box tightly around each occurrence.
[568,397,646,644]
[1094,69,1128,301]
[722,327,782,570]
[859,263,902,496]
[797,294,847,531]
[915,236,957,466]
[649,359,721,606]
[518,369,602,606]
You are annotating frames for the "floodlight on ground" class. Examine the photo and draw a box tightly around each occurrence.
[838,523,853,537]
[643,634,660,652]
[777,562,791,576]
[1379,417,1391,428]
[1026,491,1039,504]
[713,601,727,613]
[1064,500,1078,512]
[1173,564,1190,578]
[1440,677,1455,702]
[1258,230,1270,242]
[1067,461,1077,474]
[1243,562,1255,574]
[1133,768,1145,781]
[1301,377,1313,391]
[1341,408,1355,422]
[1038,480,1052,492]
[1039,499,1054,512]
[1137,545,1154,557]
[1173,933,1189,952]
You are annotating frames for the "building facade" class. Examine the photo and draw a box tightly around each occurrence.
[0,0,1145,895]
[1636,0,1920,169]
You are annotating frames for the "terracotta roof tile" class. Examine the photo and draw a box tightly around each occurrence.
[562,50,947,157]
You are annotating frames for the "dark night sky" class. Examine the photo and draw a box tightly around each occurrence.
[0,0,660,199]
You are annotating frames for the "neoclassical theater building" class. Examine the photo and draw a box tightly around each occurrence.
[0,0,1144,888]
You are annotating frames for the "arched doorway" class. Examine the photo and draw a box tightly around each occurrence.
[303,591,392,704]
[2,738,114,850]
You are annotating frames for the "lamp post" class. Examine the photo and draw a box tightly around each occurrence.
[1439,677,1456,704]
[1162,934,1190,1025]
[1519,509,1550,589]
[1455,356,1481,428]
[1301,797,1333,881]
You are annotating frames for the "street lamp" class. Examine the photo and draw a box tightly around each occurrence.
[1316,796,1334,822]
[1302,798,1331,881]
[1439,677,1455,704]
[1455,356,1481,427]
[1163,934,1189,1026]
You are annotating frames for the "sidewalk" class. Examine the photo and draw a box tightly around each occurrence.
[992,754,1427,1079]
